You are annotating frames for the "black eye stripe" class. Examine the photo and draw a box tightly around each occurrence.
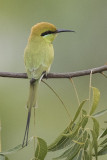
[41,30,56,36]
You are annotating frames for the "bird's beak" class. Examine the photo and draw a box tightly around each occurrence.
[55,29,75,33]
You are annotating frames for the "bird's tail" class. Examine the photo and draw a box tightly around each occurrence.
[22,79,39,147]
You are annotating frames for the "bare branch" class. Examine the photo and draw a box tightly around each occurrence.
[0,65,107,79]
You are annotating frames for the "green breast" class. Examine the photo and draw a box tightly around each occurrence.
[24,37,54,79]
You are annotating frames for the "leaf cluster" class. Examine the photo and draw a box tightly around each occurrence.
[0,88,107,160]
[47,87,107,160]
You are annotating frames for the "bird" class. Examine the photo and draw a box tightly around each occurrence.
[22,22,75,147]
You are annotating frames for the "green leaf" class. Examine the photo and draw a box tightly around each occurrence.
[51,117,88,160]
[82,109,87,116]
[100,138,107,146]
[72,140,84,145]
[53,133,86,160]
[84,150,89,160]
[92,118,99,138]
[48,127,71,151]
[0,137,33,155]
[67,145,82,160]
[73,100,87,123]
[53,143,81,160]
[66,121,84,138]
[92,109,107,117]
[98,145,107,155]
[48,117,87,152]
[48,123,79,151]
[99,128,107,138]
[0,144,21,155]
[48,130,77,151]
[82,131,88,142]
[84,138,89,150]
[76,149,83,160]
[81,117,88,128]
[91,130,98,160]
[48,99,88,152]
[48,113,88,152]
[35,137,47,160]
[48,134,74,152]
[88,140,93,160]
[0,155,8,160]
[90,87,100,115]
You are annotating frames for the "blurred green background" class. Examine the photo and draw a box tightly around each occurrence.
[0,0,107,159]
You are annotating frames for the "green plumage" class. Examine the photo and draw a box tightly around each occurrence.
[22,22,56,146]
[24,36,54,79]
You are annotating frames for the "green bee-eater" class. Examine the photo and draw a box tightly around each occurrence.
[23,22,74,146]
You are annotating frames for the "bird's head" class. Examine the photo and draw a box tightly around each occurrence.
[30,22,75,43]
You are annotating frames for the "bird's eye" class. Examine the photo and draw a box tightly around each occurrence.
[41,30,55,36]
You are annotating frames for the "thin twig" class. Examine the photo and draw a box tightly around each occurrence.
[70,78,80,105]
[42,80,71,120]
[88,70,93,113]
[0,65,107,79]
[101,72,107,78]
